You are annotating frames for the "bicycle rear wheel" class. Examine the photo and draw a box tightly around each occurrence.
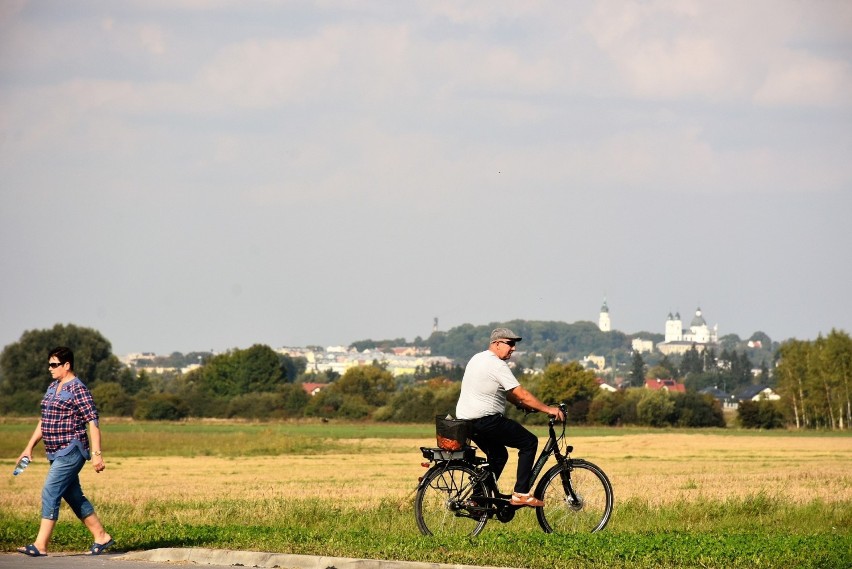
[535,460,613,533]
[414,464,489,537]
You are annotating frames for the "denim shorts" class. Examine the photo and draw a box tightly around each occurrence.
[41,446,95,521]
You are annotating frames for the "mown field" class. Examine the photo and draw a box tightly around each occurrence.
[1,418,850,569]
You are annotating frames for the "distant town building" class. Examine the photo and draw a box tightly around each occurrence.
[657,307,719,356]
[736,385,780,402]
[598,298,611,332]
[301,382,328,396]
[294,346,454,377]
[582,354,606,371]
[699,386,738,409]
[631,338,654,354]
[644,378,686,393]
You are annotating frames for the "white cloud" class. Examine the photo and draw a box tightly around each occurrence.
[198,36,340,108]
[584,0,852,106]
[755,54,852,107]
[139,24,166,55]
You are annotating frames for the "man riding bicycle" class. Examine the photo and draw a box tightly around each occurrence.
[455,328,565,507]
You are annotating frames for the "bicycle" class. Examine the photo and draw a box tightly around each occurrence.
[414,403,613,536]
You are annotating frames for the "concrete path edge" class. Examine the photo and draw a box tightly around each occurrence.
[118,548,508,569]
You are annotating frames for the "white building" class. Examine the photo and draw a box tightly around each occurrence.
[657,307,719,355]
[598,298,611,332]
[631,338,654,354]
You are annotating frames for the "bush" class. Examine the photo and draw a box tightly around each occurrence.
[673,392,725,427]
[91,382,134,417]
[0,390,43,415]
[588,390,626,425]
[134,393,189,420]
[738,400,786,429]
[377,379,461,422]
[588,388,726,428]
[225,392,283,419]
[636,389,676,427]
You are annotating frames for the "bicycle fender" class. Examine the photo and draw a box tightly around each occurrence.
[416,462,469,490]
[533,463,564,498]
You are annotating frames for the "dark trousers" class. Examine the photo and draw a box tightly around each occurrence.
[471,414,538,494]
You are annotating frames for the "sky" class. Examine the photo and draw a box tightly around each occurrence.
[1,1,851,356]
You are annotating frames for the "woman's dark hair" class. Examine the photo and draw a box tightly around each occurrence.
[49,346,74,371]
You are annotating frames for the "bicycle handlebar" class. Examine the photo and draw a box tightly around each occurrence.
[515,402,568,425]
[548,403,568,426]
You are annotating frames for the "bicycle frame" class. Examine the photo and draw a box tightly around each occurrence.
[419,410,573,512]
[415,404,613,535]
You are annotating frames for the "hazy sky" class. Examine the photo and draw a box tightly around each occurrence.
[2,1,851,356]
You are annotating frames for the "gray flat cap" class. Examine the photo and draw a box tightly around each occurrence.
[490,328,522,342]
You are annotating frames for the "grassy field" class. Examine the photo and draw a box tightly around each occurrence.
[1,418,850,568]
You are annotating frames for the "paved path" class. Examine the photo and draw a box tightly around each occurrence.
[0,548,506,569]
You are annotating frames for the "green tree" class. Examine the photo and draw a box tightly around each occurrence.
[823,330,852,429]
[279,354,307,383]
[536,362,599,424]
[738,400,785,429]
[198,344,283,397]
[422,320,644,363]
[588,390,626,425]
[647,364,673,380]
[636,389,676,427]
[772,330,852,430]
[376,378,461,422]
[91,382,135,416]
[117,367,147,396]
[672,392,725,427]
[681,345,703,375]
[305,364,395,419]
[279,383,310,417]
[775,339,812,428]
[629,352,646,387]
[0,324,121,412]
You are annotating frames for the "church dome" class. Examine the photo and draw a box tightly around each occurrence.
[690,308,706,327]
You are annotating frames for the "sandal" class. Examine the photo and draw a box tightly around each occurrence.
[510,492,544,507]
[17,544,46,557]
[88,538,115,555]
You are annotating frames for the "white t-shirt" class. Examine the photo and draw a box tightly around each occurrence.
[455,350,520,420]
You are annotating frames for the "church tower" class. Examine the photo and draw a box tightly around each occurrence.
[665,312,683,343]
[598,298,611,332]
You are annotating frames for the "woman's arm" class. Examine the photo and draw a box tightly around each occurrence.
[88,420,106,473]
[19,420,43,462]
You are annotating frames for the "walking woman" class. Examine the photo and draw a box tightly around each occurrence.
[15,346,114,557]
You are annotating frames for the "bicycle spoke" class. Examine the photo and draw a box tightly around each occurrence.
[415,465,489,537]
[536,462,613,533]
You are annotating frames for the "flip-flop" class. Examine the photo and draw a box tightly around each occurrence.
[17,544,46,557]
[88,538,115,555]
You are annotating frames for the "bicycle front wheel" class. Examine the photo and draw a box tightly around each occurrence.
[535,460,613,533]
[414,464,489,537]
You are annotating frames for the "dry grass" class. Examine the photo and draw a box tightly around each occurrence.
[4,433,850,523]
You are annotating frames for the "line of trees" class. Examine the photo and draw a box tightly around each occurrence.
[0,324,721,427]
[1,323,849,430]
[774,329,851,429]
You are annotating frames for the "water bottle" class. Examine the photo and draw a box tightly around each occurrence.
[13,456,30,476]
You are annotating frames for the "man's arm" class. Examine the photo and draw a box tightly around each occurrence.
[507,386,565,421]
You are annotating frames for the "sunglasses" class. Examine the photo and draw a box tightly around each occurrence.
[48,362,63,369]
[495,340,516,347]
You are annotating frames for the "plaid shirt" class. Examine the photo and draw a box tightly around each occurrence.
[40,377,99,459]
